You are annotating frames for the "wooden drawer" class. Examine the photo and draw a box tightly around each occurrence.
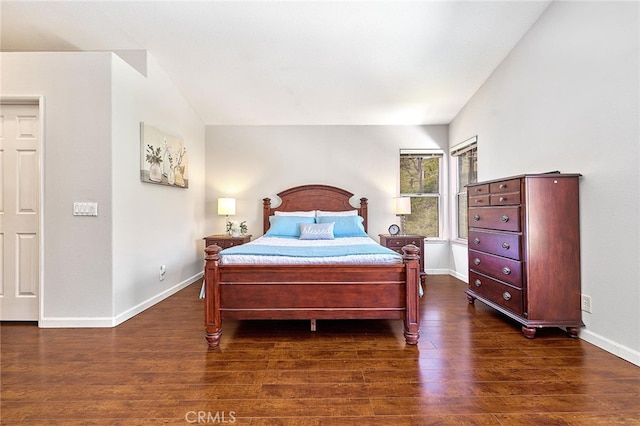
[490,178,520,194]
[204,235,252,249]
[218,239,243,248]
[469,271,523,315]
[469,229,522,260]
[468,183,490,196]
[490,192,520,206]
[469,195,490,207]
[404,236,424,247]
[385,237,423,248]
[387,239,406,250]
[469,249,523,288]
[469,206,521,232]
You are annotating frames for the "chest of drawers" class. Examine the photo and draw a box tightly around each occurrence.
[466,173,583,338]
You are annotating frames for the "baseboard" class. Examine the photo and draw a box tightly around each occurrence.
[423,269,467,280]
[448,269,468,282]
[113,272,203,326]
[442,269,639,366]
[39,316,117,328]
[424,268,451,275]
[579,329,640,367]
[39,272,203,328]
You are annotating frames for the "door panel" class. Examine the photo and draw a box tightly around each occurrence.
[0,102,40,320]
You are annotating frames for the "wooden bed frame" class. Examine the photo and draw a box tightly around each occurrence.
[203,184,421,348]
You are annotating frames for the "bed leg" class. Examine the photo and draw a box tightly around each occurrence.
[402,244,421,345]
[310,319,317,331]
[204,245,223,349]
[206,330,222,348]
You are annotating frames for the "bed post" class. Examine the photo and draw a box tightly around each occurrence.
[263,197,272,234]
[204,245,223,348]
[359,197,368,232]
[402,244,421,345]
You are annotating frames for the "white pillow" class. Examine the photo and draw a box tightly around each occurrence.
[299,222,335,240]
[316,210,358,217]
[274,210,316,217]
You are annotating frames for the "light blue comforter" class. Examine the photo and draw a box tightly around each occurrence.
[221,242,400,258]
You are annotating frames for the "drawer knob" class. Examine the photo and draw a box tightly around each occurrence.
[473,238,480,244]
[474,279,482,287]
[503,291,512,301]
[501,215,509,223]
[473,214,480,221]
[474,258,481,266]
[499,197,506,202]
[502,267,511,275]
[499,184,506,189]
[502,242,510,249]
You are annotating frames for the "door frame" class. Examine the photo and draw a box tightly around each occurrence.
[1,96,45,324]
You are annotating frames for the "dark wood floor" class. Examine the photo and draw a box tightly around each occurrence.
[2,275,640,425]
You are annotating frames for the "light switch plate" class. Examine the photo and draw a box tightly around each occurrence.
[73,202,98,216]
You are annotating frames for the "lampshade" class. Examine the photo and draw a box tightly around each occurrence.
[217,198,236,216]
[393,197,412,215]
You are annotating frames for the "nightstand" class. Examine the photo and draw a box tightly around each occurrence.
[204,234,252,249]
[379,234,425,279]
[200,234,252,299]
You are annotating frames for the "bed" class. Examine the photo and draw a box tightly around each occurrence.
[203,184,421,348]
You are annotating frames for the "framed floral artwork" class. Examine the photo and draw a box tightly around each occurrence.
[140,122,189,188]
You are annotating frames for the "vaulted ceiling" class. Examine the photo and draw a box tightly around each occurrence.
[1,1,552,125]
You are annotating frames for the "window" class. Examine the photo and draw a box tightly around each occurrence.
[399,149,443,238]
[451,136,478,240]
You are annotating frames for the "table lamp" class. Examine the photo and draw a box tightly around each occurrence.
[217,197,236,234]
[393,197,411,235]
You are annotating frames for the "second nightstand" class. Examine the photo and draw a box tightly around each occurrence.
[379,234,425,278]
[200,234,252,299]
[204,234,252,249]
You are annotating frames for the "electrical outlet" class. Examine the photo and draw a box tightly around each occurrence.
[581,294,592,313]
[159,265,166,281]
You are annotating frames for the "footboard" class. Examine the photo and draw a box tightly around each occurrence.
[203,244,420,348]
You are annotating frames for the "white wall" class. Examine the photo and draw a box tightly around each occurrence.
[1,51,205,326]
[2,52,114,323]
[449,1,640,365]
[111,53,205,322]
[204,125,449,272]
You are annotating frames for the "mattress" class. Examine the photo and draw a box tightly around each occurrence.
[219,235,403,265]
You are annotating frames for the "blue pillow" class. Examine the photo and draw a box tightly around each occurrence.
[316,215,367,237]
[265,215,315,237]
[299,222,335,240]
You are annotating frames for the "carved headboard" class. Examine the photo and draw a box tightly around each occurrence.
[262,184,368,234]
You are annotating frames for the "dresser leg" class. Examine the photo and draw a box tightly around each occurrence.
[466,294,475,304]
[566,327,580,338]
[522,326,537,339]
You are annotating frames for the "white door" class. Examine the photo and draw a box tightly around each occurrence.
[0,102,40,320]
